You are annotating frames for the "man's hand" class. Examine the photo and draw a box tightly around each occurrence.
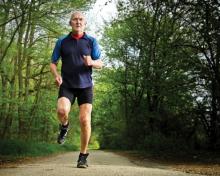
[83,55,94,67]
[55,75,63,87]
[50,63,63,87]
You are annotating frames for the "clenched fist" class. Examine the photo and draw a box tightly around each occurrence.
[83,55,94,67]
[55,75,63,87]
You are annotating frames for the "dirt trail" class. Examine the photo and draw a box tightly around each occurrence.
[0,150,204,176]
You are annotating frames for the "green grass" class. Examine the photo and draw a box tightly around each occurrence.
[0,139,77,162]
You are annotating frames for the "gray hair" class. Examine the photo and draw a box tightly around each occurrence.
[70,11,86,22]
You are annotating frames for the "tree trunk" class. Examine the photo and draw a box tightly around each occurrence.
[209,79,219,149]
[17,13,26,138]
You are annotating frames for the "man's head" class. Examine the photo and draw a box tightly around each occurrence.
[69,11,86,34]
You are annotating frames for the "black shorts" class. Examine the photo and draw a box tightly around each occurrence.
[58,85,93,106]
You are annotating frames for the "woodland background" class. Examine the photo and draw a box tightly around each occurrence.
[0,0,219,155]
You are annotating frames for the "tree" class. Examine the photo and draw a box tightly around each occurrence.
[98,0,210,150]
[175,0,220,149]
[0,0,93,141]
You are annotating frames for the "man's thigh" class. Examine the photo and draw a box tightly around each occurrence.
[79,103,92,119]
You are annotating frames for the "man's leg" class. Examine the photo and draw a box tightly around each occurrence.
[57,97,71,144]
[77,103,92,168]
[79,103,92,154]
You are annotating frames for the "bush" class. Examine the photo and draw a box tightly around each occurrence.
[0,139,77,157]
[142,132,190,152]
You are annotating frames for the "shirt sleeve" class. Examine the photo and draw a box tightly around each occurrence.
[91,38,101,60]
[51,37,62,63]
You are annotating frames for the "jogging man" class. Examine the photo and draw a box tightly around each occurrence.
[50,11,103,168]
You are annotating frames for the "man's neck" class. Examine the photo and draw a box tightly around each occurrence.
[71,31,84,40]
[72,30,84,35]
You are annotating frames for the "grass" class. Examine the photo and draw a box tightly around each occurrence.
[0,139,77,163]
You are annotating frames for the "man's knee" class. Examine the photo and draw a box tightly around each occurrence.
[57,107,69,118]
[57,97,71,118]
[80,115,91,127]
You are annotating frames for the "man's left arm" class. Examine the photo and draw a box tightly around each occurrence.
[91,59,103,69]
[89,37,103,69]
[83,55,103,69]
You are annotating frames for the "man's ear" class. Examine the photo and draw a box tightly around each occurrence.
[69,20,72,26]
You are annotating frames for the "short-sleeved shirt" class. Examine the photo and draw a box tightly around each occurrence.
[51,32,101,88]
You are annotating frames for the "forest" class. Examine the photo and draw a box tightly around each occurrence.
[0,0,219,155]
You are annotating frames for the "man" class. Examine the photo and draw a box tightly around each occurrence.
[50,11,103,168]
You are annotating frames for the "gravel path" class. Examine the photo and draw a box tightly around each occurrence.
[0,150,204,176]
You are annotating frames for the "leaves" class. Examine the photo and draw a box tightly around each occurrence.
[94,0,220,150]
[0,0,93,142]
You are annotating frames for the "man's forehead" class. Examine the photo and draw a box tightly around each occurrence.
[71,12,85,19]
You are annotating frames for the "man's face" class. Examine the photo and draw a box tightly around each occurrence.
[70,12,86,33]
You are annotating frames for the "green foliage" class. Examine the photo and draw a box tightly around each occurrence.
[93,0,218,152]
[0,139,76,157]
[0,0,94,148]
[142,132,190,152]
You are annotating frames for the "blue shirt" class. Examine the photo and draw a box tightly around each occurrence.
[51,32,101,88]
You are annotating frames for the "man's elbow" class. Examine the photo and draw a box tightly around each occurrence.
[50,62,54,69]
[50,62,57,71]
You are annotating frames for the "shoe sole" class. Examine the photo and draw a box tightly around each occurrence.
[57,141,65,145]
[77,164,88,168]
[57,138,65,145]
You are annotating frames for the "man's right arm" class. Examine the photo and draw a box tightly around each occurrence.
[50,37,64,87]
[50,63,62,87]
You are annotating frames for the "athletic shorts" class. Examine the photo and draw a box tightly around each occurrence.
[58,85,93,106]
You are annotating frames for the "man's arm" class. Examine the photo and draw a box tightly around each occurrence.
[92,59,103,69]
[83,55,103,69]
[50,63,62,87]
[87,36,103,68]
[50,36,65,87]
